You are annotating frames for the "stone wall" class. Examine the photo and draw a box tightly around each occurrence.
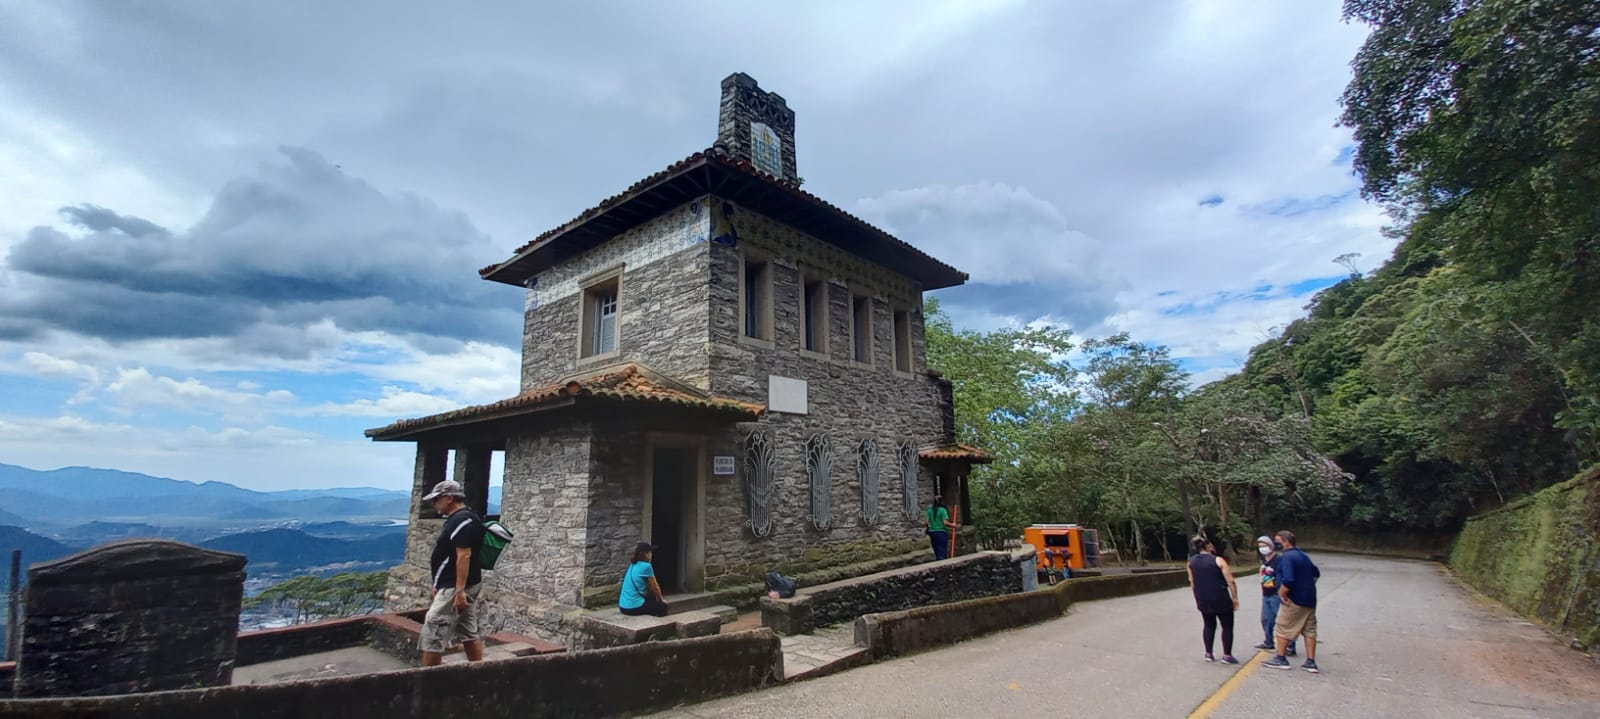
[701,205,945,586]
[854,588,1063,659]
[520,201,712,391]
[0,631,783,719]
[235,616,374,667]
[495,424,594,606]
[14,541,247,698]
[584,424,650,588]
[761,550,1033,635]
[1450,465,1600,653]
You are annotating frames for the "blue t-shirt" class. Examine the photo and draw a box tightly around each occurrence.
[619,561,654,610]
[1278,548,1320,608]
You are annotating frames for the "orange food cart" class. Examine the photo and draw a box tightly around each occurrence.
[1024,524,1100,575]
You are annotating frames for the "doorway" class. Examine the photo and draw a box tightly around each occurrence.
[650,448,690,593]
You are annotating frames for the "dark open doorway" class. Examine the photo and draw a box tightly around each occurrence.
[651,447,689,593]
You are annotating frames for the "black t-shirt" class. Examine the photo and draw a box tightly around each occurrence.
[430,507,485,590]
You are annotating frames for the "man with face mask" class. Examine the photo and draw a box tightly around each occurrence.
[1253,535,1297,656]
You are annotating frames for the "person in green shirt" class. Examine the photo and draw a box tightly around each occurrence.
[925,495,954,560]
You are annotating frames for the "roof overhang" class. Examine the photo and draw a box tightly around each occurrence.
[365,364,765,444]
[479,150,969,291]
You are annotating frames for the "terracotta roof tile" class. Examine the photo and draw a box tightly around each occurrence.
[919,443,995,464]
[365,365,763,441]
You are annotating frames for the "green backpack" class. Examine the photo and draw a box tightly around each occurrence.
[479,520,515,570]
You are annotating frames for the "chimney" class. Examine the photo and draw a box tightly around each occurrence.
[716,73,798,183]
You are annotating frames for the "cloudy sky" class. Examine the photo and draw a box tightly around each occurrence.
[0,1,1388,491]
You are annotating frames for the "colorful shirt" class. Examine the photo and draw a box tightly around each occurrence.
[1260,554,1282,596]
[926,506,951,532]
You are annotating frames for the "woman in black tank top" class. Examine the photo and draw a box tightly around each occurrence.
[1187,537,1240,663]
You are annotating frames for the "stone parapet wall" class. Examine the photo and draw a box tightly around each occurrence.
[0,631,783,719]
[14,541,247,698]
[761,549,1033,635]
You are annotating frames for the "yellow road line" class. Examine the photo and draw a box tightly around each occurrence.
[1187,650,1267,718]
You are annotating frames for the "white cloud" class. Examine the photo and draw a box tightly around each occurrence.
[303,385,461,418]
[100,367,296,421]
[0,413,412,491]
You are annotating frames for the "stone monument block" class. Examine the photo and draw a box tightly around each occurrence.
[13,540,248,698]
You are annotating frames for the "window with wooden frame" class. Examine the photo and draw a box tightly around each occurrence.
[801,274,829,354]
[579,269,622,359]
[740,255,773,341]
[893,308,912,373]
[851,292,872,364]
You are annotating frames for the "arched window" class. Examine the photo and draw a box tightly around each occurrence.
[900,442,919,520]
[806,434,834,530]
[858,438,880,526]
[744,429,775,537]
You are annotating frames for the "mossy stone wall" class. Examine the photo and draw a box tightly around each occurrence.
[1450,465,1600,651]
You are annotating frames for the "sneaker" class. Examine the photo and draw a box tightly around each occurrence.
[1253,641,1274,650]
[1302,659,1320,674]
[1286,646,1298,657]
[1221,655,1239,664]
[1264,655,1292,670]
[1204,653,1215,662]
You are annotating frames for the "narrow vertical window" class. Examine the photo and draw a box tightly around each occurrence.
[802,277,828,353]
[580,274,621,358]
[852,294,872,363]
[742,258,771,340]
[893,310,911,373]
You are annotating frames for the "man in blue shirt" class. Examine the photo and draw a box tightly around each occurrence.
[1264,529,1320,674]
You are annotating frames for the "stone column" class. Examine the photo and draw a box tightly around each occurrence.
[454,445,494,518]
[406,443,449,567]
[13,540,246,698]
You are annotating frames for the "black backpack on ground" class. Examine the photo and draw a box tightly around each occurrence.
[765,571,798,598]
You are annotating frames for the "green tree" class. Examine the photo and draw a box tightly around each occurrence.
[246,572,387,625]
[923,299,1077,548]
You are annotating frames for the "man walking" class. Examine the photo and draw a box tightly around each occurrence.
[1264,530,1319,673]
[420,479,486,667]
[1253,535,1297,657]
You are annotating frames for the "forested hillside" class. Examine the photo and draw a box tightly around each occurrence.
[935,0,1599,556]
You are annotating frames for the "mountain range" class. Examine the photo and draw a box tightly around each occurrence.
[0,462,502,532]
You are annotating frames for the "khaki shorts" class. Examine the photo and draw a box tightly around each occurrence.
[1275,601,1317,640]
[420,584,481,653]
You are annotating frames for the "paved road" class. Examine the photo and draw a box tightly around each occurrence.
[646,554,1600,719]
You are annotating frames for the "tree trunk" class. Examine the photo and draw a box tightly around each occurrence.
[1132,517,1146,566]
[1178,475,1196,540]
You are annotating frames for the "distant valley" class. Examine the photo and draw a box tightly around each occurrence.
[0,462,501,579]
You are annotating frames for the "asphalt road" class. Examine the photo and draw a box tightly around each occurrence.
[646,554,1600,719]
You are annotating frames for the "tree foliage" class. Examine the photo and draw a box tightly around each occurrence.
[245,572,387,625]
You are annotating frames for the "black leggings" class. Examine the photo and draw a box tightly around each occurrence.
[1201,611,1235,655]
[621,595,669,617]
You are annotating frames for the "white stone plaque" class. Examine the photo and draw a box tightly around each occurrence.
[713,455,736,475]
[768,375,808,415]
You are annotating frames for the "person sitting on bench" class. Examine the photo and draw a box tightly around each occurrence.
[619,541,670,617]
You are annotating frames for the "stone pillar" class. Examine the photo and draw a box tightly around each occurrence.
[405,443,449,567]
[454,445,494,518]
[13,540,246,698]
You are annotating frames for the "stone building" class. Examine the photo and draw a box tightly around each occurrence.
[368,73,990,630]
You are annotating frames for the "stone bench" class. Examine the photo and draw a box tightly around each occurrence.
[580,608,725,648]
[761,549,1036,636]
